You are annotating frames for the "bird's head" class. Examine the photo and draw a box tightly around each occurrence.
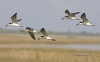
[61,16,68,20]
[22,29,28,32]
[5,23,12,27]
[37,36,44,41]
[76,21,83,26]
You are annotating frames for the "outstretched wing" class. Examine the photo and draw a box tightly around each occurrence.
[81,13,89,22]
[26,27,34,30]
[65,10,74,17]
[11,13,18,24]
[28,32,35,40]
[71,12,80,15]
[71,12,80,16]
[40,28,48,36]
[18,19,22,22]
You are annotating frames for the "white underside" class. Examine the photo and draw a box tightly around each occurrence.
[83,22,93,26]
[42,36,53,40]
[9,23,21,27]
[67,17,78,20]
[25,30,38,33]
[33,30,38,33]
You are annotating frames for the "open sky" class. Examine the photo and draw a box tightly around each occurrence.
[0,0,100,33]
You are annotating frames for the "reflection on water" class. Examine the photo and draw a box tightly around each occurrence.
[0,44,100,51]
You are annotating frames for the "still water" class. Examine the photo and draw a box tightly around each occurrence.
[0,44,100,51]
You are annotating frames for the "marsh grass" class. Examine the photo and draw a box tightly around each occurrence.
[0,34,100,62]
[0,48,100,62]
[0,34,100,44]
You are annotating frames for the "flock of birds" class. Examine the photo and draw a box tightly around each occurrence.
[5,9,95,41]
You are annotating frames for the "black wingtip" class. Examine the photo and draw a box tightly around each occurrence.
[42,28,44,29]
[65,9,69,13]
[81,13,86,17]
[52,39,56,41]
[18,19,22,21]
[76,12,80,14]
[41,28,45,30]
[83,13,85,15]
[26,27,31,30]
[15,12,17,14]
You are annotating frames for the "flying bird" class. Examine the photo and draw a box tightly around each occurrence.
[22,27,39,40]
[76,13,95,26]
[37,28,55,41]
[62,9,80,20]
[5,13,23,27]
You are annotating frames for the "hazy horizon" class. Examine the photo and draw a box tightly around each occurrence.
[0,0,100,33]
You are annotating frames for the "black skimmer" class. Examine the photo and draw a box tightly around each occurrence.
[22,27,39,33]
[22,27,39,40]
[76,13,95,26]
[37,28,55,41]
[62,9,80,20]
[5,13,23,27]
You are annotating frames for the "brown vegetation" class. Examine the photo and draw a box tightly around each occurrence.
[0,48,99,62]
[0,34,100,62]
[0,34,100,44]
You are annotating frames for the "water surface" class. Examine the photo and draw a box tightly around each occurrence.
[0,44,100,51]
